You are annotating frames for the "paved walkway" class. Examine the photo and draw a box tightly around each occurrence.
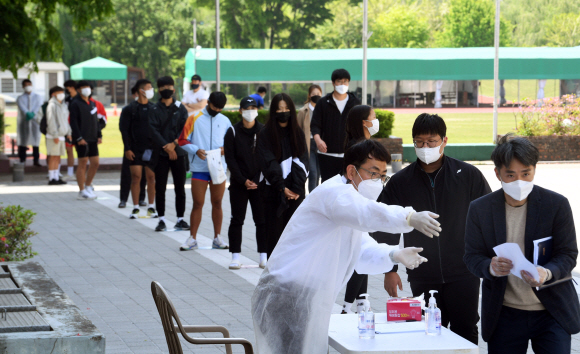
[1,163,580,353]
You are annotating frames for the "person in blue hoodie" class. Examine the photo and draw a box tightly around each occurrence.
[178,92,232,250]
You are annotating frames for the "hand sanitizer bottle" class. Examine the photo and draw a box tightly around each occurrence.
[358,294,375,339]
[425,290,441,336]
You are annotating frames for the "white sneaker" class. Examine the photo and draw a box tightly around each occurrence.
[259,260,267,269]
[63,175,76,182]
[180,236,198,251]
[77,190,91,200]
[84,187,97,200]
[229,261,241,270]
[212,235,229,249]
[129,208,140,219]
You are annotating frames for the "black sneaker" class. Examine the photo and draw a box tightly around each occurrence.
[174,220,190,230]
[48,179,59,185]
[118,201,127,208]
[57,179,67,185]
[147,208,158,218]
[155,220,167,232]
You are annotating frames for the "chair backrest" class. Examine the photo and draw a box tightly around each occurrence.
[151,281,187,354]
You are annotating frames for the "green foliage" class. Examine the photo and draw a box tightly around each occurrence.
[436,0,512,47]
[0,205,38,262]
[310,0,362,49]
[544,13,580,47]
[374,109,394,138]
[0,0,113,77]
[514,95,580,136]
[369,5,430,48]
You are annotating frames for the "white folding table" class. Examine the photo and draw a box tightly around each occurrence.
[328,314,479,354]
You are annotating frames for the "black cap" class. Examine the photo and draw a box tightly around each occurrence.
[240,96,257,109]
[191,74,202,82]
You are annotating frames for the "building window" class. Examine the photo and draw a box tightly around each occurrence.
[1,79,14,93]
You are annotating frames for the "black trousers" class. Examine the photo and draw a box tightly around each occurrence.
[120,154,146,203]
[228,185,266,254]
[488,306,571,354]
[317,154,343,183]
[263,186,303,258]
[18,146,39,163]
[155,155,187,218]
[410,276,480,344]
[344,271,368,303]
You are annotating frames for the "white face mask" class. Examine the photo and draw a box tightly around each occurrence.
[242,109,258,122]
[501,178,534,201]
[354,169,383,201]
[56,93,65,102]
[365,119,379,136]
[335,84,349,95]
[24,86,33,93]
[134,96,139,101]
[81,87,91,97]
[142,88,154,100]
[415,142,443,165]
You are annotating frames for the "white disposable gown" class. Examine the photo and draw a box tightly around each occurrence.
[251,175,415,354]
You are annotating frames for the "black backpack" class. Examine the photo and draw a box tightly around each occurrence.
[40,101,48,135]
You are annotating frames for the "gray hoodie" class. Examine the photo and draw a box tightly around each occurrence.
[46,96,71,138]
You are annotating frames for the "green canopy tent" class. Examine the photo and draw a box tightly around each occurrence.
[70,57,129,104]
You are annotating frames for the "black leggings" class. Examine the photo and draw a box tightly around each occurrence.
[155,155,187,218]
[263,186,303,258]
[18,146,39,163]
[228,185,266,254]
[344,271,368,304]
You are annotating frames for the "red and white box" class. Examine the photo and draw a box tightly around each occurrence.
[386,297,422,322]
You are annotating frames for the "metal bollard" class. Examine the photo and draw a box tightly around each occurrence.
[391,154,402,174]
[13,163,24,182]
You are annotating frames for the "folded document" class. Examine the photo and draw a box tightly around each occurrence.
[493,243,540,282]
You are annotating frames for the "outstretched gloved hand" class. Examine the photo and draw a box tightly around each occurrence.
[408,211,441,238]
[391,247,428,270]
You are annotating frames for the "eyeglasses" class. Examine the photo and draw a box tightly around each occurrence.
[358,167,390,186]
[413,140,442,148]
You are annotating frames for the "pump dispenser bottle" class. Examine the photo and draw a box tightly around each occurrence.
[358,294,375,339]
[425,290,441,335]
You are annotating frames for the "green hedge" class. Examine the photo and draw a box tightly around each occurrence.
[220,108,395,139]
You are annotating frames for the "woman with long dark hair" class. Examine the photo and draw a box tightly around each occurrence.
[297,84,323,192]
[257,93,308,258]
[341,104,390,314]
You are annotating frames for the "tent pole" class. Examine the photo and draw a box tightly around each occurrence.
[493,0,500,143]
[113,80,116,104]
[125,79,128,106]
[215,0,220,91]
[362,0,368,105]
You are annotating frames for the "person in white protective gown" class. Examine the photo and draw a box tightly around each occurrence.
[251,139,442,354]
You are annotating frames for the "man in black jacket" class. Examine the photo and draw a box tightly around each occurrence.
[119,79,161,219]
[465,135,579,353]
[224,97,266,269]
[376,113,491,344]
[310,68,360,182]
[69,80,102,200]
[151,76,189,232]
[118,85,147,208]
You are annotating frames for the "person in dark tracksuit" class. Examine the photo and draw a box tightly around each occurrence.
[151,76,189,232]
[257,93,308,258]
[376,113,491,345]
[224,97,267,270]
[119,85,146,208]
[310,68,360,183]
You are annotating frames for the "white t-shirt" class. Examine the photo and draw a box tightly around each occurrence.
[182,88,210,116]
[333,95,349,114]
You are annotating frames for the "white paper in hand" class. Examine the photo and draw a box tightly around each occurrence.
[493,243,540,282]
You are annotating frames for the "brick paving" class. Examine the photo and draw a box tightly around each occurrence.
[1,163,580,353]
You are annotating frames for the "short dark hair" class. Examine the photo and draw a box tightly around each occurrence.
[22,79,32,87]
[130,85,138,95]
[343,139,391,176]
[191,74,202,82]
[76,80,90,89]
[208,92,227,109]
[331,69,351,83]
[135,79,151,91]
[412,113,446,139]
[491,134,540,170]
[257,86,267,94]
[64,80,76,88]
[49,86,64,96]
[157,76,174,88]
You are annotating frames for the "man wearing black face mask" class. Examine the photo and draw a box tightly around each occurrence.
[150,76,189,231]
[182,74,209,117]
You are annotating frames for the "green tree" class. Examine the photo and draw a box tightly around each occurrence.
[0,0,113,76]
[543,13,580,47]
[436,0,512,47]
[310,0,362,49]
[369,4,430,48]
[57,8,107,68]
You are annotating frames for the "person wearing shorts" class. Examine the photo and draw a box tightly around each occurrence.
[69,80,102,200]
[178,91,231,251]
[120,79,163,219]
[63,80,78,181]
[45,86,71,185]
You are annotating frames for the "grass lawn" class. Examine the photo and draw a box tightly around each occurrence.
[390,112,520,144]
[479,79,559,102]
[5,112,520,157]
